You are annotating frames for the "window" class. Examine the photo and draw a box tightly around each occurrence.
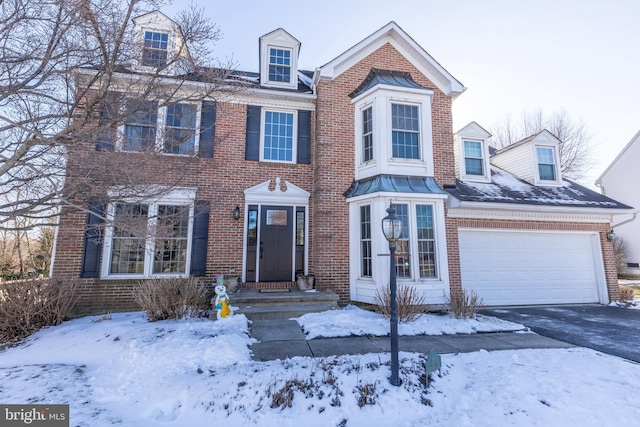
[142,31,169,67]
[165,103,197,155]
[463,140,484,176]
[537,147,556,181]
[268,48,291,83]
[390,202,439,280]
[123,100,158,152]
[362,107,373,162]
[416,205,437,278]
[360,205,372,277]
[392,203,411,278]
[391,104,420,159]
[263,111,294,162]
[106,201,192,277]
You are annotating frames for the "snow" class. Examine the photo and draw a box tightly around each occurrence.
[2,309,640,426]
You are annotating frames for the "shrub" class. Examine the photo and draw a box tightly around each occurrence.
[618,284,635,302]
[375,284,428,323]
[0,277,82,343]
[444,289,484,319]
[133,277,210,321]
[613,238,630,274]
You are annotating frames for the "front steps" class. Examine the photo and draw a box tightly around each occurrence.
[227,288,339,320]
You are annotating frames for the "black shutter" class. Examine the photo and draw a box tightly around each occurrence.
[245,105,261,161]
[190,200,210,277]
[96,92,119,151]
[297,110,311,164]
[80,198,106,278]
[198,101,216,158]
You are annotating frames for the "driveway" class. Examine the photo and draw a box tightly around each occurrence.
[482,305,640,363]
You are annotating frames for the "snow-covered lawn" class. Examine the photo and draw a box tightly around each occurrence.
[1,309,640,426]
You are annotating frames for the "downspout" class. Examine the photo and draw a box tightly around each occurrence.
[613,211,638,229]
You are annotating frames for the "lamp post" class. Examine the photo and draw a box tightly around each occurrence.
[381,203,403,386]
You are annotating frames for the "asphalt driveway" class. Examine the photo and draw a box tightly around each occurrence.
[482,305,640,363]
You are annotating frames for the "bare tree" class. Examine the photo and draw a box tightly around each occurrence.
[0,0,238,232]
[490,109,595,182]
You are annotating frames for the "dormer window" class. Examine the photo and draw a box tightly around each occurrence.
[536,146,557,181]
[268,48,292,83]
[463,140,484,176]
[142,31,169,67]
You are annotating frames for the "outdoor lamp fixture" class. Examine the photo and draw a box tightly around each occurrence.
[381,203,403,386]
[607,231,616,242]
[233,206,241,220]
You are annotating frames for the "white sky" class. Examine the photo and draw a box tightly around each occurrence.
[166,0,640,188]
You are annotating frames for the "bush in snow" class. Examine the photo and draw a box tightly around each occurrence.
[374,284,429,323]
[0,277,82,343]
[618,284,635,302]
[133,277,209,321]
[444,289,484,319]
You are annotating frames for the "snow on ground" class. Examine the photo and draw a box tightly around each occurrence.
[1,309,640,426]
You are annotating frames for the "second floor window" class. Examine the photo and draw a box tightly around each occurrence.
[165,103,197,155]
[124,100,158,152]
[536,147,556,181]
[362,107,373,162]
[391,103,420,159]
[463,140,484,176]
[268,48,291,83]
[142,31,169,68]
[263,111,294,162]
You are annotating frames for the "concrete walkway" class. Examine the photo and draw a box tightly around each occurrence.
[250,319,574,361]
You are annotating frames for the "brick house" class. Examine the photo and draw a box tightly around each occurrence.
[51,12,632,315]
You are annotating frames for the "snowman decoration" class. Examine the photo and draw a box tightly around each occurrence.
[213,284,234,320]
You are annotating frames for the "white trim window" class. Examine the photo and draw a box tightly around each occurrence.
[121,101,201,156]
[261,109,296,163]
[142,30,169,68]
[362,106,373,163]
[463,140,484,176]
[268,47,292,84]
[103,199,194,278]
[536,146,557,181]
[391,103,420,159]
[391,202,438,279]
[360,205,372,277]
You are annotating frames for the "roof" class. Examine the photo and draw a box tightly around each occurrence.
[349,69,431,98]
[344,175,446,198]
[447,166,633,209]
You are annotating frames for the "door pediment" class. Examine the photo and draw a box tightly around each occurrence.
[244,177,310,205]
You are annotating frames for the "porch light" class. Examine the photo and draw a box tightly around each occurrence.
[381,203,403,386]
[607,231,616,242]
[233,206,241,220]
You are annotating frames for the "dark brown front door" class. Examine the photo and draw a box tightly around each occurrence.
[259,206,293,281]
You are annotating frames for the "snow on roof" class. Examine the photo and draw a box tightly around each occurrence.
[448,166,632,209]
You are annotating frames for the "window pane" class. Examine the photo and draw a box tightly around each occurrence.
[123,100,158,152]
[153,205,189,274]
[416,205,437,278]
[164,103,197,155]
[360,205,372,277]
[142,31,168,67]
[465,158,483,176]
[391,203,410,278]
[263,111,294,162]
[247,209,258,246]
[537,147,556,180]
[296,211,305,246]
[391,104,419,159]
[362,107,373,162]
[268,48,291,82]
[110,204,148,274]
[539,164,556,181]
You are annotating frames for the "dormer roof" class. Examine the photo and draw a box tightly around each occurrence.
[314,21,465,98]
[132,10,190,74]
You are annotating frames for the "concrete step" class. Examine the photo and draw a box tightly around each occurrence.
[226,288,339,321]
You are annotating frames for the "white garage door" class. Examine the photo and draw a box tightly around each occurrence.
[458,230,604,306]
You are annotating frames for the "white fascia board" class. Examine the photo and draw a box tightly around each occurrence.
[349,84,434,104]
[347,191,448,204]
[448,201,636,222]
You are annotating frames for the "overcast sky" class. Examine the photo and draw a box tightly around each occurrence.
[166,0,639,188]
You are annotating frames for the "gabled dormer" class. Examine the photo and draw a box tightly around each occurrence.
[259,28,300,90]
[455,122,492,183]
[132,11,189,74]
[491,130,563,187]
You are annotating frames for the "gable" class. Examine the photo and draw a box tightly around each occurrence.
[314,22,464,98]
[596,129,640,186]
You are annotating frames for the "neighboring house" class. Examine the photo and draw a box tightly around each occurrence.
[596,130,640,275]
[51,12,632,315]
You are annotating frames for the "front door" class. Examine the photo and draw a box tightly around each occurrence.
[259,206,293,281]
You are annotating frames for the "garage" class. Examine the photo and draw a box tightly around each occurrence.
[458,229,606,306]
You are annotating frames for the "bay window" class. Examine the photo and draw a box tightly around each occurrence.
[391,202,438,279]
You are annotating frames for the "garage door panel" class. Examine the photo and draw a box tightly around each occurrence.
[459,230,602,306]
